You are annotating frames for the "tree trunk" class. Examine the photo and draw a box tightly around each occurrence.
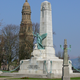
[0,61,1,69]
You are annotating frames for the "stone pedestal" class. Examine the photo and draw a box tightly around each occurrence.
[62,77,70,80]
[19,55,73,75]
[45,47,58,59]
[19,43,73,75]
[62,66,70,80]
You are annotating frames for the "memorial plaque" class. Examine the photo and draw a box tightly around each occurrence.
[28,65,40,69]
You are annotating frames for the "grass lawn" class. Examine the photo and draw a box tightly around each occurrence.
[0,76,11,78]
[0,76,80,80]
[71,77,80,79]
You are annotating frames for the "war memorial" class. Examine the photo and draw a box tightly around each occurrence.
[19,0,73,76]
[0,0,80,79]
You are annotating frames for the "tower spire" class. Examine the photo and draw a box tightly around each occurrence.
[25,0,27,2]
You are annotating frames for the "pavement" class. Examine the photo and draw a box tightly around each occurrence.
[0,78,7,80]
[0,72,80,79]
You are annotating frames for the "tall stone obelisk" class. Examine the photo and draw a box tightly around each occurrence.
[40,1,56,58]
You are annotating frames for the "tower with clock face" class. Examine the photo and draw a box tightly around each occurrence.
[19,0,33,60]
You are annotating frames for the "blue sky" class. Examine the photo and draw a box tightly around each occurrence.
[0,0,80,59]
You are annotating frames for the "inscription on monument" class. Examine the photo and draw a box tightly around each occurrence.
[42,6,45,18]
[28,65,40,69]
[47,34,53,46]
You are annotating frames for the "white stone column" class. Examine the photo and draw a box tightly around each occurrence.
[40,1,56,58]
[40,1,53,47]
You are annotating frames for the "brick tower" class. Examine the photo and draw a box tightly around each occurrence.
[19,0,33,60]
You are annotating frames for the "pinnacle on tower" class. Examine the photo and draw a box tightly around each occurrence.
[26,0,27,2]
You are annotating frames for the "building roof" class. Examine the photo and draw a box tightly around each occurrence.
[23,0,30,7]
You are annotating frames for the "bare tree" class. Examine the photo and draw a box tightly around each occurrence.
[32,23,40,34]
[0,29,2,68]
[32,23,40,45]
[0,19,3,26]
[56,51,63,59]
[0,35,4,68]
[56,51,70,59]
[53,32,56,35]
[1,24,20,70]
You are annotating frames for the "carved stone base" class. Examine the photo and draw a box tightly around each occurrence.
[19,57,73,74]
[62,76,70,80]
[62,66,70,80]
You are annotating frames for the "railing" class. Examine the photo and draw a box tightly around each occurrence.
[0,61,23,73]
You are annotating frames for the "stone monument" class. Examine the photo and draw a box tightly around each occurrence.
[19,1,73,77]
[62,39,70,80]
[40,1,56,59]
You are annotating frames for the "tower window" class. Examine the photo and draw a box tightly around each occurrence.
[28,27,30,31]
[25,7,28,9]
